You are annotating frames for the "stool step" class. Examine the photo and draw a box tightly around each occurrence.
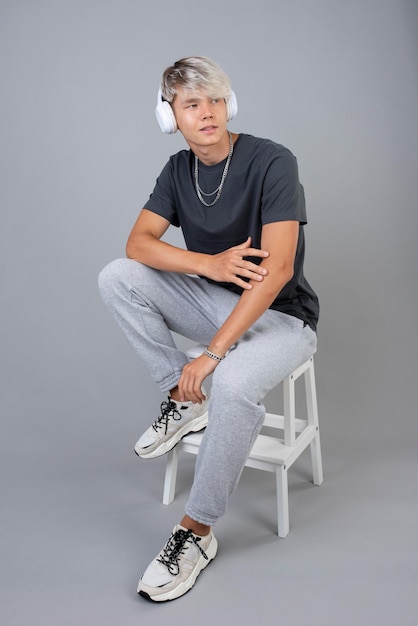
[178,420,316,469]
[263,412,308,432]
[248,426,317,467]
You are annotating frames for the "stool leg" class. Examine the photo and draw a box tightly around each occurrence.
[163,447,179,505]
[310,433,324,486]
[305,358,324,486]
[276,465,289,538]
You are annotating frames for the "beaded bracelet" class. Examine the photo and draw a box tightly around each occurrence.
[204,348,225,362]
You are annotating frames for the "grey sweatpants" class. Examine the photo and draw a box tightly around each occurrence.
[98,258,317,526]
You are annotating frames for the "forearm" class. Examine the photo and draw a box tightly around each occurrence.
[207,221,299,357]
[127,221,269,286]
[126,233,206,275]
[208,265,293,357]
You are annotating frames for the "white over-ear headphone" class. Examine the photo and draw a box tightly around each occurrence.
[155,88,238,134]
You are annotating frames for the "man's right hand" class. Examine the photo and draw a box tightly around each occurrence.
[202,237,269,290]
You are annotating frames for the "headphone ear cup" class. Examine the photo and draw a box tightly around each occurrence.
[155,88,177,134]
[226,90,238,121]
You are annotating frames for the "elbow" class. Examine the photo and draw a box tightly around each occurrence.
[126,234,142,260]
[264,264,294,299]
[280,265,295,292]
[126,230,159,263]
[283,264,294,285]
[125,238,134,259]
[277,257,295,285]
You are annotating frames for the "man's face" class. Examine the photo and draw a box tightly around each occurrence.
[171,87,228,150]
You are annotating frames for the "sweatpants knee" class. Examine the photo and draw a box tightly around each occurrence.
[98,258,133,301]
[211,366,259,404]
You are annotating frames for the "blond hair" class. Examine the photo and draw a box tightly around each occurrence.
[161,56,232,103]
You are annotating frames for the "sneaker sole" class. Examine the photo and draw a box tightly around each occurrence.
[134,410,209,459]
[138,534,218,602]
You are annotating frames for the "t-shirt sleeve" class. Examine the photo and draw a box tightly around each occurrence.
[143,160,180,227]
[261,148,307,226]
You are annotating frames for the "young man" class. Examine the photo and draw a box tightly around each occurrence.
[98,56,319,602]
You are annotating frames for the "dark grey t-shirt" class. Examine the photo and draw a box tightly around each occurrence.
[144,133,319,331]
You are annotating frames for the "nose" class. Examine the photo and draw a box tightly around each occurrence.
[201,103,214,119]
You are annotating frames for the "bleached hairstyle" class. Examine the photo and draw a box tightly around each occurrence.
[160,56,232,103]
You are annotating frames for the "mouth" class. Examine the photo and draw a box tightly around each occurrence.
[200,125,218,133]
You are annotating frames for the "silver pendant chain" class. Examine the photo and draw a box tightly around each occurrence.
[194,132,233,207]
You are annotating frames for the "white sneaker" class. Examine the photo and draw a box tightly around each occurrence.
[134,393,209,459]
[137,525,218,602]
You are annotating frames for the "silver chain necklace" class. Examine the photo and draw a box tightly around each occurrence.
[194,132,234,207]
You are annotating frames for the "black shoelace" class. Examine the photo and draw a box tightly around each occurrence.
[152,399,182,435]
[157,528,209,576]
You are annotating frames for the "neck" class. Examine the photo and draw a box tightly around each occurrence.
[194,131,234,207]
[194,131,235,166]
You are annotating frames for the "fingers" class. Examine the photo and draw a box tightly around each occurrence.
[229,259,268,289]
[231,275,259,290]
[235,237,269,259]
[183,388,205,404]
[206,239,269,286]
[236,236,252,250]
[235,255,268,277]
[178,377,204,404]
[232,277,253,290]
[242,259,268,277]
[178,357,215,403]
[248,248,269,259]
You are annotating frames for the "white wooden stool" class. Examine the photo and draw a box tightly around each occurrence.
[162,344,323,537]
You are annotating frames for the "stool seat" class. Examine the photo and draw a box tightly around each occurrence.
[162,345,323,537]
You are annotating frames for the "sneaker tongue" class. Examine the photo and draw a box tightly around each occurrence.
[175,524,207,539]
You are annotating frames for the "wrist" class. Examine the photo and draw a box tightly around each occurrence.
[204,348,225,362]
[195,252,210,278]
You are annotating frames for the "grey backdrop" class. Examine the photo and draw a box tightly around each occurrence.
[1,1,417,625]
